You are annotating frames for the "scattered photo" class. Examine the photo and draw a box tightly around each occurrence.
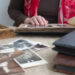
[10,39,49,51]
[35,44,48,48]
[0,53,11,59]
[14,49,47,68]
[0,44,14,53]
[10,39,38,50]
[0,39,48,75]
[31,44,49,51]
[0,60,24,75]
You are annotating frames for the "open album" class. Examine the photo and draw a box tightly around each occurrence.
[16,24,75,33]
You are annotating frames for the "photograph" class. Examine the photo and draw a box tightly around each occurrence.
[0,44,14,53]
[11,39,37,50]
[10,39,49,51]
[14,49,47,68]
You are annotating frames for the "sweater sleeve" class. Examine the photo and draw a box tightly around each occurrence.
[8,0,27,26]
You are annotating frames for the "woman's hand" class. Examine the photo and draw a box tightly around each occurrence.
[24,15,48,26]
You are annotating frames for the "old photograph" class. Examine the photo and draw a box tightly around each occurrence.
[11,39,37,50]
[0,44,14,53]
[10,39,49,51]
[14,49,47,68]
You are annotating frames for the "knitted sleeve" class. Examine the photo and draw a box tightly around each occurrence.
[8,0,27,26]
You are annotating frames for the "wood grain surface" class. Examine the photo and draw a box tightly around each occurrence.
[0,24,14,39]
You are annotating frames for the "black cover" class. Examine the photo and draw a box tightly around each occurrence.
[54,65,75,73]
[53,31,75,49]
[53,46,75,56]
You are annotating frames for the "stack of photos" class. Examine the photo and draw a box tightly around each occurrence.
[0,39,48,75]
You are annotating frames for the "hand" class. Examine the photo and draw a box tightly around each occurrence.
[24,15,48,27]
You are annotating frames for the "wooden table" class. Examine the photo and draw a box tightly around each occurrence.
[0,34,68,75]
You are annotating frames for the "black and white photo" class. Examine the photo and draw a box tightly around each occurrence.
[11,39,37,50]
[14,49,47,68]
[0,45,14,53]
[10,39,49,51]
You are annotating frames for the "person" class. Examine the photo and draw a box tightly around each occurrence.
[8,0,59,27]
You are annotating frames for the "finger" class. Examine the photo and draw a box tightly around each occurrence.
[32,17,39,26]
[30,20,35,26]
[46,20,49,26]
[36,16,44,26]
[42,17,48,26]
[46,20,48,24]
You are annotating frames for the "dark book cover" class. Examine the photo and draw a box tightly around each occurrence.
[53,31,75,49]
[53,46,75,56]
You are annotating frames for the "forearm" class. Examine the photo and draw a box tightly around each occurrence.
[8,0,27,26]
[8,9,27,25]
